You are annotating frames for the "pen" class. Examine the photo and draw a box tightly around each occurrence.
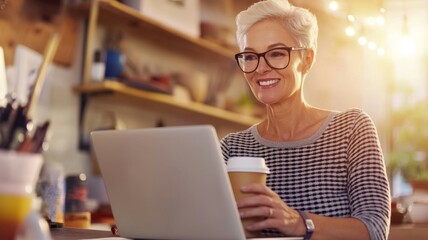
[32,120,50,153]
[16,134,34,153]
[0,99,14,123]
[0,34,58,151]
[0,99,15,148]
[1,104,29,150]
[16,120,50,153]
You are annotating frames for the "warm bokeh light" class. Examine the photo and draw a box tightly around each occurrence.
[377,48,385,56]
[319,0,426,61]
[345,26,356,37]
[375,15,385,26]
[319,0,427,200]
[328,1,339,11]
[79,173,87,181]
[368,41,377,50]
[347,14,355,22]
[358,36,367,46]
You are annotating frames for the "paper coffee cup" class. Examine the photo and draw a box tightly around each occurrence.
[226,157,269,238]
[0,151,43,195]
[0,150,43,240]
[226,157,270,174]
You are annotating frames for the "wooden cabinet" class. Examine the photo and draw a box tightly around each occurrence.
[73,0,261,128]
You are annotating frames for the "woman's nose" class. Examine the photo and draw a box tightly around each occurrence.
[256,56,272,73]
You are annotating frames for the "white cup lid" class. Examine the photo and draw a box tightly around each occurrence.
[0,150,43,195]
[226,157,270,173]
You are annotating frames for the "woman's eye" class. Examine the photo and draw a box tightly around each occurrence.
[269,51,286,58]
[244,54,258,61]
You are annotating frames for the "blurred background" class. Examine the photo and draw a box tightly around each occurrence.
[295,0,428,198]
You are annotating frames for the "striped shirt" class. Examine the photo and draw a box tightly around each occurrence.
[220,108,391,240]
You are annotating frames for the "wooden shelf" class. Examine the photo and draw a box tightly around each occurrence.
[96,0,237,60]
[76,0,255,131]
[73,81,261,127]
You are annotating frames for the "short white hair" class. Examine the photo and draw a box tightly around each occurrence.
[236,0,318,55]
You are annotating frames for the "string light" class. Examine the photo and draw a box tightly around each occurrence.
[326,1,388,56]
[328,1,339,11]
[347,14,356,22]
[375,15,385,26]
[368,41,377,50]
[345,13,356,37]
[358,36,367,46]
[345,26,356,37]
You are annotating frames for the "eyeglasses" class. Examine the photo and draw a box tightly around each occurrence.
[234,47,306,73]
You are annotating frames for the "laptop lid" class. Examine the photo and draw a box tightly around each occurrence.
[91,125,246,240]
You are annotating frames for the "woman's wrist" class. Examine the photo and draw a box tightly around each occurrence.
[287,209,308,237]
[297,210,315,240]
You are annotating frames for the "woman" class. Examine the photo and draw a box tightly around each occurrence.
[220,0,391,239]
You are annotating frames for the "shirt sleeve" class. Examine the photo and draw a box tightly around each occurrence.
[220,136,231,163]
[347,111,391,240]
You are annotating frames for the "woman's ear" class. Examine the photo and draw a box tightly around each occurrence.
[303,49,315,73]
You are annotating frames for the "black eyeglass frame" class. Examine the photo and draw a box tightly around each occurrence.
[234,47,307,73]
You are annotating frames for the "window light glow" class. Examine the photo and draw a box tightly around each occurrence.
[377,48,385,56]
[376,16,385,26]
[366,17,376,26]
[399,35,416,55]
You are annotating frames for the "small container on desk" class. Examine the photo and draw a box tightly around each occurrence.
[64,174,91,228]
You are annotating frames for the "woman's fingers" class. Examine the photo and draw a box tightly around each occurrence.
[235,184,303,235]
[240,183,276,196]
[239,206,273,219]
[237,193,273,208]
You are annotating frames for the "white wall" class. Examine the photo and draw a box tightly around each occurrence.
[34,21,91,176]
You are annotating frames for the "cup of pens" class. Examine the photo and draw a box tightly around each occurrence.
[0,150,43,240]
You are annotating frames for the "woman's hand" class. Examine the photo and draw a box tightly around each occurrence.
[237,183,306,237]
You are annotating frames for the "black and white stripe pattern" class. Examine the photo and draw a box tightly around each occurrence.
[221,108,391,240]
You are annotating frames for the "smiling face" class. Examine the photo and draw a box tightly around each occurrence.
[241,19,311,106]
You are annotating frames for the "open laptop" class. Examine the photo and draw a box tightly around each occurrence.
[91,125,302,240]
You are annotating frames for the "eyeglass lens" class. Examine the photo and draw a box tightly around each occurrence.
[236,48,291,73]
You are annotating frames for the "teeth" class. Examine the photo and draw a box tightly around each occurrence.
[259,79,279,86]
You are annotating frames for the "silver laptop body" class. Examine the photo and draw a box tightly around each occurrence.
[91,125,246,240]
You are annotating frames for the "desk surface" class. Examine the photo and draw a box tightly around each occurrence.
[388,223,428,240]
[50,228,115,240]
[52,224,428,240]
